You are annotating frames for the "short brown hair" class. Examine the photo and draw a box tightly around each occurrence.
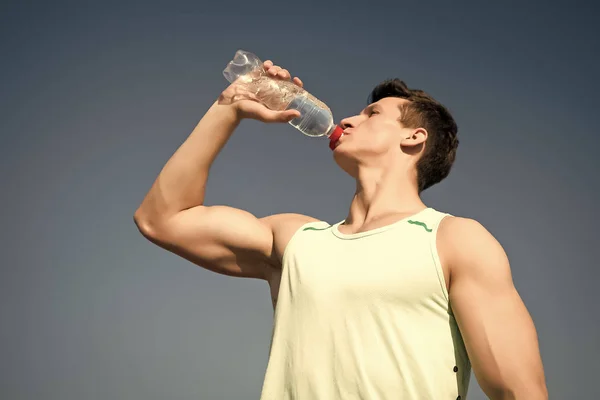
[368,79,459,193]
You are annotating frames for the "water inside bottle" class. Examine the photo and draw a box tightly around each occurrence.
[286,94,335,137]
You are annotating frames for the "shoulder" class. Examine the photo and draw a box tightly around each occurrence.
[438,215,490,239]
[437,216,510,281]
[260,213,322,266]
[261,213,321,234]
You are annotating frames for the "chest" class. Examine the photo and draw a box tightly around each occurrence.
[269,231,451,310]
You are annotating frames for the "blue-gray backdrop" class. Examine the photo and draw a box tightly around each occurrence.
[1,1,598,398]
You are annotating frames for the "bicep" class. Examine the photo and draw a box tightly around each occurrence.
[145,205,275,279]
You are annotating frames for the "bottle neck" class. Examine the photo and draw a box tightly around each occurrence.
[328,125,343,150]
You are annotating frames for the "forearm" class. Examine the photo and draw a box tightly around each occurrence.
[135,100,240,223]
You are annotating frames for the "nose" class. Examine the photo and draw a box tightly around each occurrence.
[339,116,355,129]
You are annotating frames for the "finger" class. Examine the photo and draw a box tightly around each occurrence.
[278,69,290,79]
[263,60,273,68]
[288,109,302,119]
[267,66,281,76]
[278,109,301,122]
[293,77,304,87]
[262,109,300,123]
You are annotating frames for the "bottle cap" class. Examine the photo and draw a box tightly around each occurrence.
[329,126,343,150]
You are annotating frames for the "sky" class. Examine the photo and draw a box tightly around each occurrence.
[1,1,599,399]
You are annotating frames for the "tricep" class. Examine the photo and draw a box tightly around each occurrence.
[135,205,276,280]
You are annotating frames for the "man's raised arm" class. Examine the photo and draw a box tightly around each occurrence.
[133,61,311,279]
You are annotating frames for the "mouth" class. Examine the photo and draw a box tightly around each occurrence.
[336,131,351,147]
[335,131,353,148]
[330,129,351,151]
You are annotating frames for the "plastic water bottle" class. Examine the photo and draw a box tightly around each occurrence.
[223,50,343,149]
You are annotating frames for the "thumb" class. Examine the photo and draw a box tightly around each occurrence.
[263,109,301,123]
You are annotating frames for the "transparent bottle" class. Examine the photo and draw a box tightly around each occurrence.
[223,50,342,149]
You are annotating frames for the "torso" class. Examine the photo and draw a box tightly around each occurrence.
[265,213,454,310]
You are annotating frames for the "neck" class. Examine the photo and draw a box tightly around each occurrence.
[345,164,426,228]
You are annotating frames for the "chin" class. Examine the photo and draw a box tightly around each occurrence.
[333,148,358,177]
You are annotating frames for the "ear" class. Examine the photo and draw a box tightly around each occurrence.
[400,127,428,148]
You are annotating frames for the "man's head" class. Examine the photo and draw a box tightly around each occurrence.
[333,79,459,193]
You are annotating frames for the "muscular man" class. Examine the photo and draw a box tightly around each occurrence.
[134,59,548,399]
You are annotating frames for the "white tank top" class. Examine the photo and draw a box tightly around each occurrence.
[260,207,471,400]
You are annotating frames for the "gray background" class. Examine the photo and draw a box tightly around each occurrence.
[1,1,598,399]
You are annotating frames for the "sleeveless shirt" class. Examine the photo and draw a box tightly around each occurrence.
[259,207,471,399]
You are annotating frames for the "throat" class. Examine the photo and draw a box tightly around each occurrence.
[339,207,429,235]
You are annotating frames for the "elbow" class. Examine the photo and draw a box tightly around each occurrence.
[133,209,160,239]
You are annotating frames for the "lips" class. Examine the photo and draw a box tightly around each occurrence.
[332,134,344,149]
[332,131,350,149]
[329,127,351,150]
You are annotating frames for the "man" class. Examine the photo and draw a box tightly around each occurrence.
[134,59,548,399]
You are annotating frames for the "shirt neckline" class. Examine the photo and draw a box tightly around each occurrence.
[331,207,432,240]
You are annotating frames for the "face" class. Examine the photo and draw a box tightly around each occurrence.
[333,97,427,176]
